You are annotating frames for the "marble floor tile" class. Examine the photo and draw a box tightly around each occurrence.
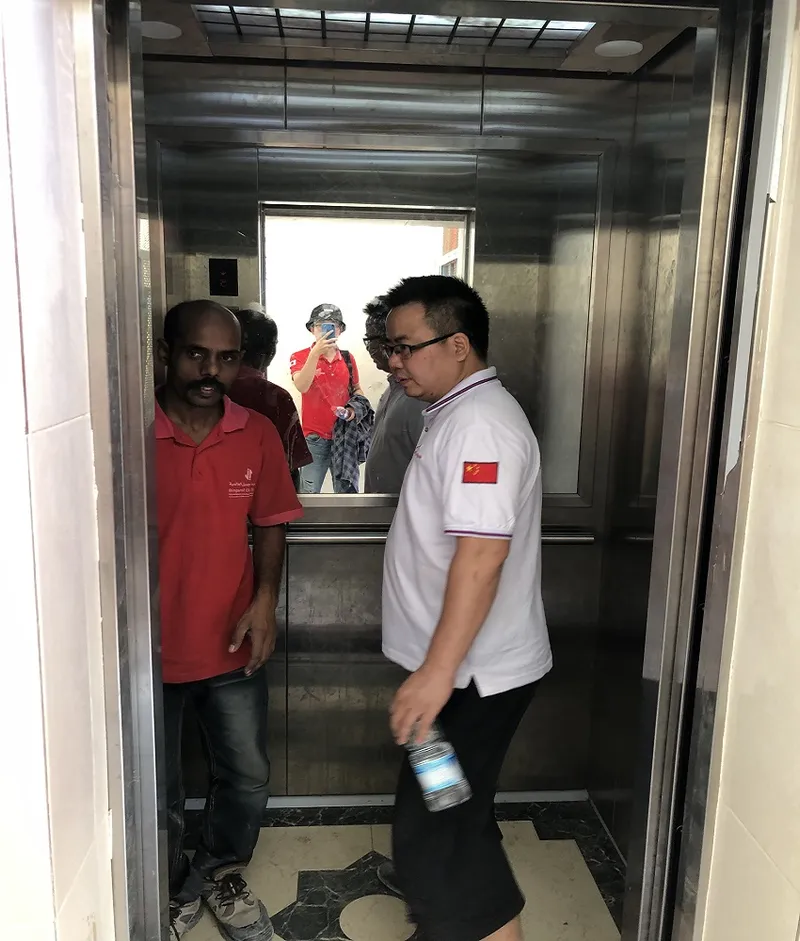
[500,819,542,847]
[264,806,395,828]
[183,827,375,941]
[371,824,392,858]
[254,826,375,919]
[508,835,620,941]
[340,895,414,941]
[372,818,539,860]
[271,849,424,941]
[179,803,624,940]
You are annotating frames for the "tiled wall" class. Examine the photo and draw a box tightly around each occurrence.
[698,24,800,941]
[0,2,114,939]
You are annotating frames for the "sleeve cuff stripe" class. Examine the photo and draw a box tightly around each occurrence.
[444,528,512,539]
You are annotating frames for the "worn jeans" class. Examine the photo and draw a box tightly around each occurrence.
[164,667,270,904]
[298,433,356,494]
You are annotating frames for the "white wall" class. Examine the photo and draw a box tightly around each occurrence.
[0,2,114,939]
[697,19,800,941]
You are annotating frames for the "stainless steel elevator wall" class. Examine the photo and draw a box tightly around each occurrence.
[587,37,697,855]
[145,49,698,853]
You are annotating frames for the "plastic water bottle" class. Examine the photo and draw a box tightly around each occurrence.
[406,723,472,812]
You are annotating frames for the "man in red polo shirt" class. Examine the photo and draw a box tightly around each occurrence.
[156,300,302,941]
[290,303,363,493]
[229,305,312,487]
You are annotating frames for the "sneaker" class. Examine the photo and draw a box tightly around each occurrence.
[377,861,404,897]
[169,898,203,939]
[202,867,274,941]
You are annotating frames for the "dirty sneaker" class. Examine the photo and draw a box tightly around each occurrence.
[169,897,203,938]
[202,867,274,941]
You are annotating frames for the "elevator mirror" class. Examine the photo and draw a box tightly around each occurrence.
[260,205,470,493]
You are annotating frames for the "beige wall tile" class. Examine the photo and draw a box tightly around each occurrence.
[1,432,57,939]
[4,0,91,433]
[719,421,800,893]
[28,416,104,910]
[760,32,800,429]
[56,843,102,941]
[700,31,800,938]
[1,1,111,937]
[703,808,800,941]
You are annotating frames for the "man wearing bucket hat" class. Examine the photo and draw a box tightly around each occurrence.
[290,303,364,492]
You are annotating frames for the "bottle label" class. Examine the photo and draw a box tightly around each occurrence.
[415,754,462,794]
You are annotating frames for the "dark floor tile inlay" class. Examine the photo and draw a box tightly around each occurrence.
[263,805,395,828]
[272,849,424,941]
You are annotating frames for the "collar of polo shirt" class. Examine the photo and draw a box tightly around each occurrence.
[154,395,249,440]
[424,366,499,416]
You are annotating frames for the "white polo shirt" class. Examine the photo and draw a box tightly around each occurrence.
[382,367,552,697]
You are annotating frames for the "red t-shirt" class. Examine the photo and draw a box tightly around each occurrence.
[229,365,313,472]
[156,397,303,683]
[289,347,360,440]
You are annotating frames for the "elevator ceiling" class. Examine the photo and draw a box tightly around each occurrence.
[141,0,708,74]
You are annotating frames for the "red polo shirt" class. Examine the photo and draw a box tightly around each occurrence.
[289,347,360,440]
[229,364,313,473]
[156,397,303,683]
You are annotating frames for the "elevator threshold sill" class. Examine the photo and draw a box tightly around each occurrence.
[184,789,588,811]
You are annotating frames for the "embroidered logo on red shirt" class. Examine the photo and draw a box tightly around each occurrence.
[228,472,256,499]
[463,462,499,484]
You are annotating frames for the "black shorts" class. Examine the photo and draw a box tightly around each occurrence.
[392,680,537,941]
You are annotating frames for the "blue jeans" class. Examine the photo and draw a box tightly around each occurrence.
[164,667,269,903]
[299,433,356,493]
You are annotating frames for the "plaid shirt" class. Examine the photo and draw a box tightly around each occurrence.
[332,393,374,492]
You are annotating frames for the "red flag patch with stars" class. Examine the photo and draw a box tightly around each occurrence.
[463,462,499,484]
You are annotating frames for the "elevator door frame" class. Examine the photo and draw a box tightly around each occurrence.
[621,5,768,941]
[94,2,777,940]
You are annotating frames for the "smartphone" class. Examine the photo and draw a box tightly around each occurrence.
[322,321,336,340]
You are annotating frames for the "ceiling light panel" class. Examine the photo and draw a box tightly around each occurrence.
[192,6,594,55]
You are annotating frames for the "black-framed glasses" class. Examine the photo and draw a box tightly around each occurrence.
[382,332,458,361]
[363,333,386,346]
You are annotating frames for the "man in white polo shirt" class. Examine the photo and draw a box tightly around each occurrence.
[380,275,552,941]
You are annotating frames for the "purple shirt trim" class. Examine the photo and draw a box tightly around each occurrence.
[424,375,500,415]
[444,528,513,539]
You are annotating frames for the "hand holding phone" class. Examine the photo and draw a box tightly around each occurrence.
[311,331,337,359]
[322,321,337,340]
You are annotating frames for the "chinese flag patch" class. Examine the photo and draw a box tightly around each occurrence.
[463,462,499,484]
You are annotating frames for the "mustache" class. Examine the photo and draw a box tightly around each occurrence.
[187,378,225,394]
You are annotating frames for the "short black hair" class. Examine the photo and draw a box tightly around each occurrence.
[163,299,239,348]
[364,296,389,335]
[383,276,490,361]
[236,308,279,368]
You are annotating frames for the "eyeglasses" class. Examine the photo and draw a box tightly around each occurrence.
[363,334,386,346]
[381,332,458,361]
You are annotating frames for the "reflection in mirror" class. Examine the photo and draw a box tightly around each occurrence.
[260,207,470,494]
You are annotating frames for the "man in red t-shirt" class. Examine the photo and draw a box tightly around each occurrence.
[155,300,302,941]
[290,303,363,493]
[229,306,312,487]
